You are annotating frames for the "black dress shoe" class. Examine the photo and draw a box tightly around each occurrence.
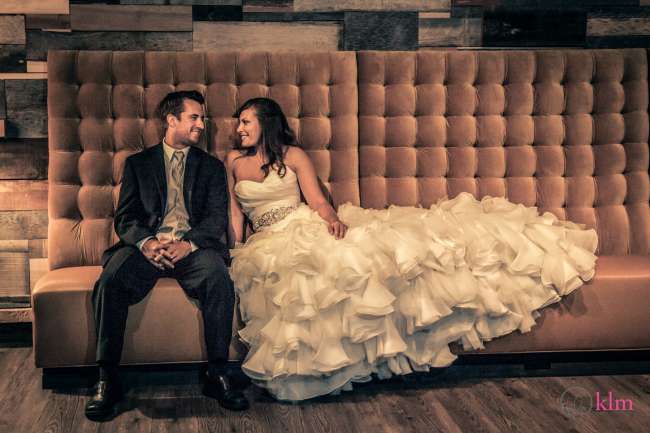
[84,379,124,421]
[203,373,249,411]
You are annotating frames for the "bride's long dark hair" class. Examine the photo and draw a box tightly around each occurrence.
[233,97,298,178]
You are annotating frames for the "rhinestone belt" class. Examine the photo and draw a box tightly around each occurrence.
[252,205,298,232]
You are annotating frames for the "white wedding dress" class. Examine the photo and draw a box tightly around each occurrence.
[230,166,598,401]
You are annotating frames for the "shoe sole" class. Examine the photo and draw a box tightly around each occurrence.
[84,396,124,422]
[85,407,117,422]
[202,385,249,411]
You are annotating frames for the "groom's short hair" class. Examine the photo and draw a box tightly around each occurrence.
[156,90,205,127]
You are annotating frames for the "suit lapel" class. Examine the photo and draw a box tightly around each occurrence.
[152,143,167,212]
[183,146,199,215]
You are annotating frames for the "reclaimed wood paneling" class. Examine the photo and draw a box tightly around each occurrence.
[0,210,48,240]
[193,21,340,51]
[4,80,47,138]
[121,0,242,4]
[0,0,69,15]
[26,30,192,60]
[453,0,639,8]
[295,0,450,12]
[451,5,483,18]
[588,17,650,36]
[0,240,28,253]
[0,241,29,300]
[0,139,48,180]
[0,73,47,79]
[70,5,192,31]
[420,12,452,19]
[452,0,497,5]
[587,35,650,48]
[0,16,26,45]
[0,308,31,323]
[0,252,28,297]
[26,62,47,73]
[193,5,243,21]
[0,81,5,118]
[0,180,48,211]
[144,31,194,51]
[243,0,291,6]
[588,9,650,37]
[483,9,586,47]
[28,239,47,259]
[29,258,48,291]
[0,45,27,73]
[419,16,482,47]
[344,12,418,50]
[0,296,30,307]
[243,11,344,21]
[243,0,292,13]
[25,14,71,31]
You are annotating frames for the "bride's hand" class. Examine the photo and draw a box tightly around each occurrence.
[328,219,347,239]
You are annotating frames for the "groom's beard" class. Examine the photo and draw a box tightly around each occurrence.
[181,129,203,146]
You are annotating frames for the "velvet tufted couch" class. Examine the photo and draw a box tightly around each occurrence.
[33,49,650,375]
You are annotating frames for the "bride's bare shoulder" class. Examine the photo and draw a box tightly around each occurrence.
[225,149,244,167]
[284,145,308,164]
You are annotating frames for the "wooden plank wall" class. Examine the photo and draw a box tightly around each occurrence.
[0,0,649,315]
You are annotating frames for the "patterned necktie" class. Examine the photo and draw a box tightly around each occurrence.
[171,150,185,187]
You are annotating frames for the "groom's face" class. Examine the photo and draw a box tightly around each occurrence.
[168,99,205,147]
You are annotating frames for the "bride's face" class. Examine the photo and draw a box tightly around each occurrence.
[237,108,262,148]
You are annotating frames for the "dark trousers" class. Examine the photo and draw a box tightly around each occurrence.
[92,246,234,366]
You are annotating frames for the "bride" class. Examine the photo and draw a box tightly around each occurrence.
[225,97,598,402]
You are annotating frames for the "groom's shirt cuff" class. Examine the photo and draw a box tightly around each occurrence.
[136,236,197,252]
[137,236,155,252]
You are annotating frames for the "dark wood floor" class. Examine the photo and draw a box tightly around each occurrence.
[1,346,649,433]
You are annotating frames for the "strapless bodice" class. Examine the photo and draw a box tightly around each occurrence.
[234,166,301,223]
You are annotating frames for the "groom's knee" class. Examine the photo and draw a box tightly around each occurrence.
[187,249,233,296]
[193,249,229,277]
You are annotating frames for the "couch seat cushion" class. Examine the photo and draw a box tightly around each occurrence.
[32,266,244,368]
[457,255,650,354]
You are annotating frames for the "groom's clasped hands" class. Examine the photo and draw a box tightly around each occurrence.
[141,238,192,270]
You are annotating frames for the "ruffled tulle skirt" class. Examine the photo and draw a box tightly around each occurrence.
[229,192,598,401]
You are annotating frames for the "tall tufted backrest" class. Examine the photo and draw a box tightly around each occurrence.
[47,51,359,269]
[358,50,650,255]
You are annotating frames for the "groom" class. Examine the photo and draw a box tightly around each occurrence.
[85,90,249,421]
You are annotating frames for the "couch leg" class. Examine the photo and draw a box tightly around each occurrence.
[42,367,96,390]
